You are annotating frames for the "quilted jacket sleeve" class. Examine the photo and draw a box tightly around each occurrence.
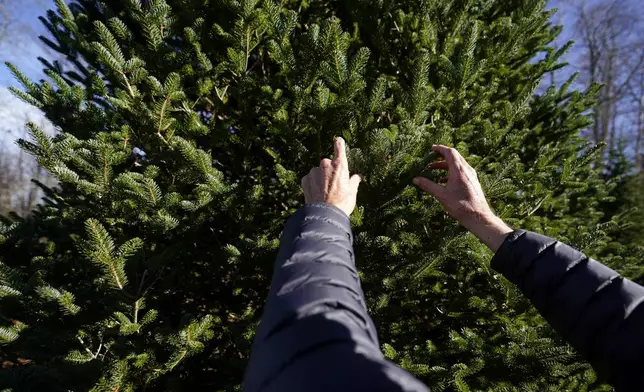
[491,230,644,390]
[243,203,430,392]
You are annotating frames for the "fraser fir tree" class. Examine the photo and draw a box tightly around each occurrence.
[0,0,634,390]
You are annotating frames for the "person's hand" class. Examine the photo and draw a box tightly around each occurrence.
[301,137,361,217]
[412,145,513,252]
[412,145,492,225]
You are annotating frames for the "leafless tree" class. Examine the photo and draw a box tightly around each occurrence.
[0,0,9,34]
[0,115,51,217]
[574,0,644,165]
[0,0,56,216]
[632,72,644,171]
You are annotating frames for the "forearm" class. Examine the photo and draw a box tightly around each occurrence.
[467,211,644,387]
[256,203,377,342]
[490,230,644,389]
[243,203,382,391]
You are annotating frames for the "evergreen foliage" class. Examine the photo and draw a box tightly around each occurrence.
[596,148,644,284]
[0,0,637,390]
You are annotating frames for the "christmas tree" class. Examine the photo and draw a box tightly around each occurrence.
[0,0,635,390]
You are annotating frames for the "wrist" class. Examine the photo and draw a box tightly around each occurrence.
[463,212,513,252]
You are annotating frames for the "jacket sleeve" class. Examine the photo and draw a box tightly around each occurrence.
[243,203,429,392]
[491,230,644,390]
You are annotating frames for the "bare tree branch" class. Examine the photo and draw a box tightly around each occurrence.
[574,0,644,164]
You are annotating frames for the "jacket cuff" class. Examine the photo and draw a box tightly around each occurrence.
[490,229,527,278]
[301,202,351,235]
[282,203,352,244]
[303,202,350,221]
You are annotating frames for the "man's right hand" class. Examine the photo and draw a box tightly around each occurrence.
[412,145,513,252]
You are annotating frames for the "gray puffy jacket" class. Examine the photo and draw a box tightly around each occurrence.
[243,203,644,391]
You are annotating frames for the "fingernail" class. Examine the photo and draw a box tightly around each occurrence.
[413,178,420,185]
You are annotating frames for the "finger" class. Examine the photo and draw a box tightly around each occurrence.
[306,167,320,183]
[431,145,459,168]
[301,167,315,187]
[301,173,311,200]
[436,145,472,167]
[432,145,470,180]
[334,137,349,168]
[349,174,361,191]
[428,161,449,171]
[312,167,323,178]
[439,177,448,184]
[320,158,333,169]
[468,163,479,176]
[413,177,444,197]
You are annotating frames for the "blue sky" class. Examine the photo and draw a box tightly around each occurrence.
[0,0,57,85]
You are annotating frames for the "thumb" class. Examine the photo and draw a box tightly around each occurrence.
[350,174,362,191]
[413,177,443,197]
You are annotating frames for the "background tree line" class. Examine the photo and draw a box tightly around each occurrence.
[567,0,644,246]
